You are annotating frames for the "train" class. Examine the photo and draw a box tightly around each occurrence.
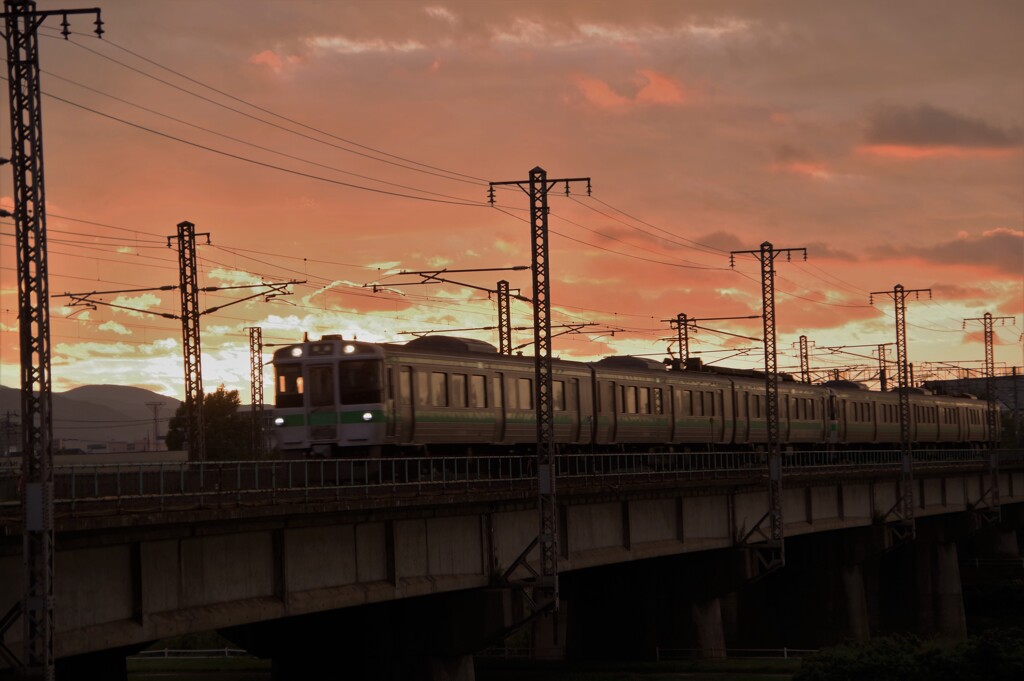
[271,335,994,457]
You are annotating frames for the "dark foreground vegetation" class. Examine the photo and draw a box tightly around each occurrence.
[793,629,1024,681]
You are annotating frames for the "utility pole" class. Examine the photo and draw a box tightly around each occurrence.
[497,280,512,355]
[168,221,209,462]
[248,327,265,459]
[964,313,1013,446]
[0,3,102,677]
[877,344,889,391]
[365,267,527,354]
[799,335,811,383]
[663,314,759,368]
[489,167,590,615]
[964,312,1013,524]
[730,242,806,571]
[145,402,163,451]
[870,284,931,543]
[670,313,690,365]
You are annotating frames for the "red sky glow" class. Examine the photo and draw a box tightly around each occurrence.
[0,0,1021,400]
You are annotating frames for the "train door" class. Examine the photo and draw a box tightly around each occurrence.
[569,378,581,442]
[738,390,750,444]
[307,363,337,442]
[493,372,506,442]
[608,381,619,442]
[396,366,414,443]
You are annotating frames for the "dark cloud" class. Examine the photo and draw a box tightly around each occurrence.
[805,241,858,261]
[772,143,812,163]
[868,228,1023,274]
[865,104,1023,148]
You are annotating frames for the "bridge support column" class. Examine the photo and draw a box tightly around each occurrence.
[531,603,568,660]
[735,529,877,649]
[876,519,967,640]
[690,597,726,659]
[562,551,750,661]
[915,539,967,639]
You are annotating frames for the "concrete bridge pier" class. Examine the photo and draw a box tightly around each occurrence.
[973,525,1020,558]
[874,518,967,640]
[734,528,879,649]
[560,551,753,661]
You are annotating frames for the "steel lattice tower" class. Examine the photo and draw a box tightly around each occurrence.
[0,2,101,676]
[871,284,930,542]
[731,242,806,571]
[799,335,810,383]
[877,344,888,391]
[677,313,690,365]
[490,167,590,612]
[497,279,512,355]
[248,327,265,458]
[964,311,1012,522]
[168,221,209,461]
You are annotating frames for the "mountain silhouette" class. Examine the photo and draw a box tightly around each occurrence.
[0,384,181,451]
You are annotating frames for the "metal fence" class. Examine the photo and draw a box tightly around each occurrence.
[0,448,1017,518]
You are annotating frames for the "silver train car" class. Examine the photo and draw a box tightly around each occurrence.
[271,335,993,457]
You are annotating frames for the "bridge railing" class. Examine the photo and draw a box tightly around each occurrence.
[0,448,1015,518]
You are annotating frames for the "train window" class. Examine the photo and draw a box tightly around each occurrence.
[618,385,634,411]
[416,372,429,407]
[493,373,504,408]
[682,390,693,416]
[275,365,304,408]
[518,378,533,410]
[399,369,412,406]
[553,381,565,411]
[451,374,467,408]
[639,387,650,414]
[701,392,712,418]
[431,372,448,407]
[692,391,703,417]
[309,365,335,407]
[653,388,663,415]
[470,375,487,408]
[338,360,383,405]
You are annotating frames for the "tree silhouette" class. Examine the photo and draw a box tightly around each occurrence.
[165,385,254,460]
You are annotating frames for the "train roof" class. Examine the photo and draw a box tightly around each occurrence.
[593,356,668,372]
[823,380,869,390]
[401,335,499,354]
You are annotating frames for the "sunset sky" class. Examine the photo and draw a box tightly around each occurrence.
[0,0,1021,402]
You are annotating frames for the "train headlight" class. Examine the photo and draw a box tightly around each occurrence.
[290,347,303,357]
[274,417,285,426]
[344,344,356,354]
[362,412,373,422]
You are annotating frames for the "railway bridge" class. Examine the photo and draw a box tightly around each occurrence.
[1,449,1023,680]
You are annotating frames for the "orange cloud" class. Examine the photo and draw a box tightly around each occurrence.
[773,161,833,180]
[857,144,1021,159]
[635,69,686,105]
[248,49,301,74]
[572,69,688,112]
[572,74,631,112]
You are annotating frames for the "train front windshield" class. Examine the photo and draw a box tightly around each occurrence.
[276,365,304,408]
[338,360,383,404]
[274,359,383,408]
